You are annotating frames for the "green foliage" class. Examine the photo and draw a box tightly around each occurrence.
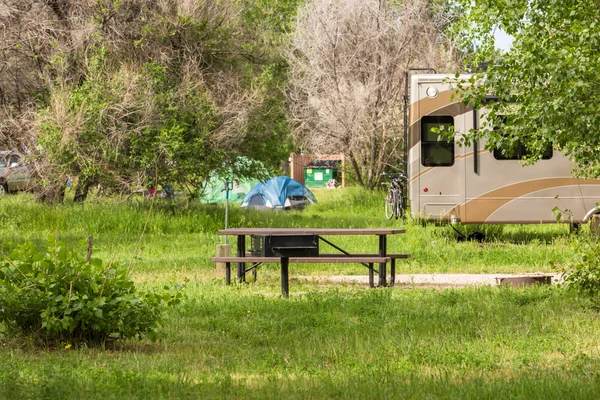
[239,0,302,51]
[240,61,293,171]
[452,0,600,301]
[452,0,600,177]
[131,61,223,192]
[32,0,300,201]
[0,239,184,343]
[561,239,600,301]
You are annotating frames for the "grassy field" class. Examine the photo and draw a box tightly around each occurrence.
[1,189,600,398]
[0,188,581,275]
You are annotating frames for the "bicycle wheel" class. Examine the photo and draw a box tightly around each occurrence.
[395,188,404,219]
[385,190,395,220]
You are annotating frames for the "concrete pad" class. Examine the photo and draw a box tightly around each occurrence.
[299,273,560,287]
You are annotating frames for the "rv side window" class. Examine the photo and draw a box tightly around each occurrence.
[493,142,553,160]
[421,116,454,167]
[492,116,552,160]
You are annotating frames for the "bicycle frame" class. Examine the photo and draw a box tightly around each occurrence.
[383,172,406,220]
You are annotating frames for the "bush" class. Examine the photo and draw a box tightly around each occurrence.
[561,239,600,302]
[0,239,184,344]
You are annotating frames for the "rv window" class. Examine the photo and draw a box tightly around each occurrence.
[493,142,553,160]
[492,116,552,160]
[421,116,454,167]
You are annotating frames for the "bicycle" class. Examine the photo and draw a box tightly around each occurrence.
[383,172,406,220]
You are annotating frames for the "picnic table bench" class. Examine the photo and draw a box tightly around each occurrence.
[210,228,410,297]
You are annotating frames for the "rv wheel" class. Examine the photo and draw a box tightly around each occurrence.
[0,183,6,196]
[569,223,580,234]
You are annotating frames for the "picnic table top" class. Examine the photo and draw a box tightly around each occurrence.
[217,228,406,236]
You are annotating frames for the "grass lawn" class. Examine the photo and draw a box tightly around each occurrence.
[1,189,600,398]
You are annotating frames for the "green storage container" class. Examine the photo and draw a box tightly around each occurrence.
[304,167,337,188]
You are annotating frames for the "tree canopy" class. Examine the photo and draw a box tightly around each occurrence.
[0,0,297,200]
[0,0,467,197]
[452,0,600,177]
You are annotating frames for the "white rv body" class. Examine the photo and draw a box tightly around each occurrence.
[408,74,600,224]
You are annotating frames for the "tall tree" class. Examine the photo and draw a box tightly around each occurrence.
[286,0,460,188]
[451,0,600,177]
[1,0,296,201]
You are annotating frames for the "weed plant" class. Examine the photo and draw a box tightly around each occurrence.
[0,240,183,343]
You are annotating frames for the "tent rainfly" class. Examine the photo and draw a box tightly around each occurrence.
[241,176,317,210]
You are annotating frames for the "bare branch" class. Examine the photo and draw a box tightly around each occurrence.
[286,0,461,187]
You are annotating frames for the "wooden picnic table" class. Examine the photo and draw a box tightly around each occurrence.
[214,228,407,296]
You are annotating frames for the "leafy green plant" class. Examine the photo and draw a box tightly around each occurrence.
[0,239,184,344]
[561,239,600,302]
[452,0,600,178]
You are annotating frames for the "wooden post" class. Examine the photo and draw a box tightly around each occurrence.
[215,244,231,277]
[86,236,93,262]
[340,153,345,188]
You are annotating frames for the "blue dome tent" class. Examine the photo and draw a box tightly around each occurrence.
[241,176,317,210]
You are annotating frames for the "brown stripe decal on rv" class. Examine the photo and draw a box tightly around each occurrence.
[408,90,466,150]
[408,149,488,184]
[460,178,600,223]
[409,90,457,125]
[408,167,434,184]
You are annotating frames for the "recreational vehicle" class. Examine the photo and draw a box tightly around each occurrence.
[407,73,600,225]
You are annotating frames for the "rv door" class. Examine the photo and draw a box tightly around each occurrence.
[410,79,466,222]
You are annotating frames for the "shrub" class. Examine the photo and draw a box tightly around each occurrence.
[561,239,600,302]
[0,239,184,344]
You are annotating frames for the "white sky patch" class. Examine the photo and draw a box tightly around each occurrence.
[494,28,514,51]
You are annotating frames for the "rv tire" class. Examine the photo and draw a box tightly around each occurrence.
[569,222,580,234]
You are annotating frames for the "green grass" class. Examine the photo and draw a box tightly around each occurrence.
[2,285,600,398]
[0,189,579,274]
[1,189,600,398]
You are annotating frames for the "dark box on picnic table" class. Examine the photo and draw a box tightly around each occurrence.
[249,234,319,257]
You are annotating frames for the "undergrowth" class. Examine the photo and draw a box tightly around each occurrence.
[0,239,184,345]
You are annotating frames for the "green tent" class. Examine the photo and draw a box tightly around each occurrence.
[199,177,260,204]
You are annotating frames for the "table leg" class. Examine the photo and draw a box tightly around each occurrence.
[225,262,231,285]
[368,263,374,288]
[237,235,246,283]
[390,258,395,287]
[281,256,289,298]
[378,235,387,287]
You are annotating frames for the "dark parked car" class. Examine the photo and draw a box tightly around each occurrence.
[0,151,33,195]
